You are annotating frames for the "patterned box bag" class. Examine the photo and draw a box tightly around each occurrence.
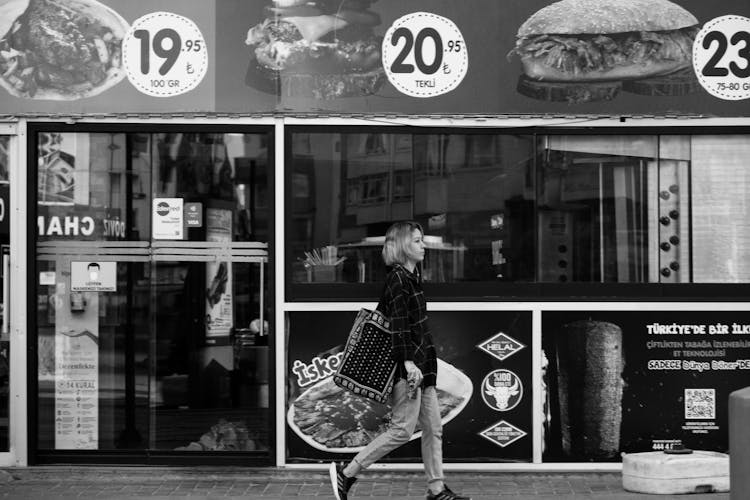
[333,302,397,404]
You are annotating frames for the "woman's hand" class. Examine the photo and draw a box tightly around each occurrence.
[404,360,423,388]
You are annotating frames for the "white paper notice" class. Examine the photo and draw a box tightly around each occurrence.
[55,328,98,450]
[152,198,184,240]
[71,261,117,292]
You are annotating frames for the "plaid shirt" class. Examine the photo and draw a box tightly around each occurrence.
[379,264,437,388]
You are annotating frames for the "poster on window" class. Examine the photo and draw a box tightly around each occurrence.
[205,207,233,344]
[286,310,532,463]
[542,311,750,462]
[54,278,99,450]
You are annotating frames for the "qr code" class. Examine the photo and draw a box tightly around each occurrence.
[685,389,715,419]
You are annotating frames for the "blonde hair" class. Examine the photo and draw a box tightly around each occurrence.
[382,221,424,266]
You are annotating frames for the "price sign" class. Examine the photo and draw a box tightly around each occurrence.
[382,12,468,98]
[123,12,208,97]
[693,15,750,101]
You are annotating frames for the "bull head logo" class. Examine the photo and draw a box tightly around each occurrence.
[484,377,520,411]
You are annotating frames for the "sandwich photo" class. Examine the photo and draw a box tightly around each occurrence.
[511,0,699,83]
[244,0,386,99]
[0,0,128,100]
[288,359,473,453]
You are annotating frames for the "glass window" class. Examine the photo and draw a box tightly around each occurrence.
[287,129,750,296]
[538,135,681,283]
[690,135,750,283]
[35,130,272,457]
[288,131,535,286]
[413,134,535,282]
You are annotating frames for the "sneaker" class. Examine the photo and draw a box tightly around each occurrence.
[426,484,472,500]
[329,461,357,500]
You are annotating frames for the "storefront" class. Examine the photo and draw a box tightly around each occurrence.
[0,0,748,469]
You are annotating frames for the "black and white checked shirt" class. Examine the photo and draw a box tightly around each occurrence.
[379,264,437,388]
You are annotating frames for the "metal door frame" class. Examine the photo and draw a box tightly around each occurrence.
[0,122,26,466]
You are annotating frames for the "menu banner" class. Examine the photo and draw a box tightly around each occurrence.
[0,0,749,115]
[286,310,532,462]
[542,311,750,462]
[0,0,215,113]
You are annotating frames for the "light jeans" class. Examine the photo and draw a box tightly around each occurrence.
[345,379,444,487]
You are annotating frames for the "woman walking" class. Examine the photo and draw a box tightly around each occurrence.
[330,221,470,500]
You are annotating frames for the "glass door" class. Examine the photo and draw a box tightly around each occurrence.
[33,128,273,463]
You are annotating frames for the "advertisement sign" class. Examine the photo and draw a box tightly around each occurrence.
[286,310,532,462]
[217,0,750,115]
[122,11,209,97]
[0,1,748,115]
[185,202,203,227]
[542,311,750,462]
[152,198,183,240]
[0,0,216,113]
[204,207,232,343]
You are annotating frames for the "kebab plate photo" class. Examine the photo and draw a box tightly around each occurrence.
[244,0,386,99]
[288,359,473,453]
[0,0,128,100]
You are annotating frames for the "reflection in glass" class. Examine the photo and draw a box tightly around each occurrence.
[289,132,536,284]
[282,132,750,287]
[37,133,131,241]
[538,136,657,283]
[413,134,535,282]
[151,261,268,452]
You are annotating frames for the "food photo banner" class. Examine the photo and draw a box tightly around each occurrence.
[0,0,218,113]
[2,0,750,114]
[542,311,750,462]
[286,310,532,463]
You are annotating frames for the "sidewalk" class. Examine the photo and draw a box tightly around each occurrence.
[0,466,730,499]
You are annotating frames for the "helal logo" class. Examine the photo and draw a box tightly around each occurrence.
[477,332,525,362]
[156,201,171,216]
[481,369,522,412]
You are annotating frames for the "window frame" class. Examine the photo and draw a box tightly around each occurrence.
[27,122,277,465]
[285,124,750,302]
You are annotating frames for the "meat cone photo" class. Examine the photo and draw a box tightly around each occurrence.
[556,320,624,459]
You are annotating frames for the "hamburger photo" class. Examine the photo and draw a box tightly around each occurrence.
[510,0,700,102]
[245,0,385,99]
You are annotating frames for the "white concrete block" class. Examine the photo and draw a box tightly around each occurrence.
[622,450,729,494]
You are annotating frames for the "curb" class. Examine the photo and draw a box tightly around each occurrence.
[0,466,624,483]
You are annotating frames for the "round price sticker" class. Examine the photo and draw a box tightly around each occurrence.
[382,12,468,98]
[693,15,750,100]
[123,12,208,97]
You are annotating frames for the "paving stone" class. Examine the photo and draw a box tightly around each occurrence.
[0,467,732,499]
